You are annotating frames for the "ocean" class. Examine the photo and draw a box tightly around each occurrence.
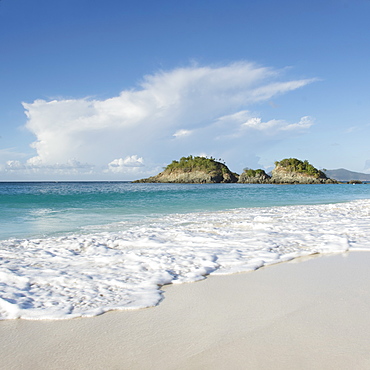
[1,182,370,320]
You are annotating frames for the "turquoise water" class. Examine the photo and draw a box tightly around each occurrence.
[1,181,370,320]
[1,182,370,240]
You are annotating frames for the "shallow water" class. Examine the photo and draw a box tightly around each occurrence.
[1,182,370,240]
[1,182,370,320]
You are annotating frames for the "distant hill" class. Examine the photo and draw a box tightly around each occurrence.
[325,169,370,181]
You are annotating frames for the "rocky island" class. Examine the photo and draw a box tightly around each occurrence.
[270,158,337,184]
[134,155,238,183]
[134,156,338,184]
[237,168,271,184]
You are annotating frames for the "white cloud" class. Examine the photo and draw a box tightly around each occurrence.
[0,148,29,167]
[11,61,316,179]
[173,129,192,138]
[5,158,93,174]
[107,155,144,173]
[242,117,263,128]
[214,111,314,138]
[280,116,314,131]
[6,160,23,169]
[364,160,370,174]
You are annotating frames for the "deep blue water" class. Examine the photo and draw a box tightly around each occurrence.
[1,182,370,240]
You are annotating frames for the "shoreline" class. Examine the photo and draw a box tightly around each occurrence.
[2,252,370,369]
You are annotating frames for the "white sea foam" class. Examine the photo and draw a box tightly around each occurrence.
[1,199,370,320]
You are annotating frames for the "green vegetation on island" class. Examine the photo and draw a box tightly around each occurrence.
[134,155,238,183]
[238,168,271,184]
[274,158,326,178]
[134,156,338,184]
[165,155,229,174]
[242,168,268,177]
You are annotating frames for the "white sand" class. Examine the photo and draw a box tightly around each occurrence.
[1,252,370,370]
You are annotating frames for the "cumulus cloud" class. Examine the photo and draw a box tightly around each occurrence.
[15,61,316,178]
[0,148,29,170]
[5,160,23,169]
[242,117,263,128]
[107,155,144,173]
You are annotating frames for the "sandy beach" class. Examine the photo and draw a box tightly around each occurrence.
[1,251,370,370]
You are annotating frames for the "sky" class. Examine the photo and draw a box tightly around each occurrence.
[1,0,370,181]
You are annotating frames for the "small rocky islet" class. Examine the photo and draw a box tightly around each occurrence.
[134,156,338,184]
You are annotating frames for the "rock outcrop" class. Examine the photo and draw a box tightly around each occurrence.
[134,156,238,183]
[270,158,337,184]
[238,169,271,184]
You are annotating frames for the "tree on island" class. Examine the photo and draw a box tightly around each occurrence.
[165,155,230,175]
[274,158,326,178]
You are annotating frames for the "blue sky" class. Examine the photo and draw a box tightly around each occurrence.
[1,0,370,180]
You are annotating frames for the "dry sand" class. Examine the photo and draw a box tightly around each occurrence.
[1,252,370,370]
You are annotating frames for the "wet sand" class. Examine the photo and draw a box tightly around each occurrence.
[1,252,370,369]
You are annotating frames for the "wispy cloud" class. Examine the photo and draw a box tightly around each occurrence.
[173,129,192,138]
[364,160,370,174]
[279,116,314,131]
[13,61,316,178]
[214,111,314,138]
[5,158,94,174]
